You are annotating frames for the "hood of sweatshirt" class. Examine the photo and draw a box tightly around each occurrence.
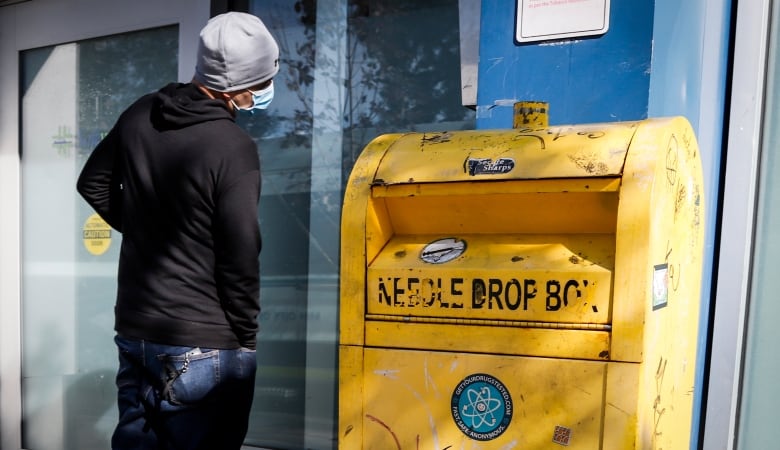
[152,82,234,130]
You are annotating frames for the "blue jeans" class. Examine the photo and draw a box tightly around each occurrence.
[112,335,257,450]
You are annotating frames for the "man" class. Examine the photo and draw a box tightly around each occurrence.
[77,11,278,449]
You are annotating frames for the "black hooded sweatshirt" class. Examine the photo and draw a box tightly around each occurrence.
[77,82,261,349]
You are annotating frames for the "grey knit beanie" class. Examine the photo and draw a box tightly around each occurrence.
[194,12,279,92]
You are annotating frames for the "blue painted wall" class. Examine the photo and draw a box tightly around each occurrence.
[476,0,654,128]
[475,1,733,448]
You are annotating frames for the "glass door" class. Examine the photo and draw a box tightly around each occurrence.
[20,26,178,450]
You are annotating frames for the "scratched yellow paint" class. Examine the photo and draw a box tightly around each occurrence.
[367,233,615,324]
[340,133,403,348]
[376,188,620,235]
[365,321,611,360]
[362,349,606,449]
[612,117,704,449]
[339,117,704,449]
[372,122,637,185]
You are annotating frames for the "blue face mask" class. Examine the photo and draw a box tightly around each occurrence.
[233,82,274,115]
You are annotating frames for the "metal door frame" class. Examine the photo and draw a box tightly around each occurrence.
[703,0,772,448]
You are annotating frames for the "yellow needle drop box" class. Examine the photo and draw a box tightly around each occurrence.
[339,117,704,449]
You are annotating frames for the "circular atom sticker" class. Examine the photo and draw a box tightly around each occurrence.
[420,237,466,264]
[82,213,112,256]
[451,373,513,441]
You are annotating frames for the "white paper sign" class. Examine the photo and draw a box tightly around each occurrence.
[516,0,610,43]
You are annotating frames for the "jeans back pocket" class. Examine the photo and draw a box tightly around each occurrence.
[158,348,220,406]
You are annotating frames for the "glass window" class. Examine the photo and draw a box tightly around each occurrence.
[245,1,474,448]
[19,2,473,448]
[20,26,178,450]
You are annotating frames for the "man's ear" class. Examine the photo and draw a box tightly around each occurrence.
[219,91,234,100]
[193,82,227,101]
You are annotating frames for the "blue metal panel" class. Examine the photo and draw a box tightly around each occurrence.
[476,0,654,128]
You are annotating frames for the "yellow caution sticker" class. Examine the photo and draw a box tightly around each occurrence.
[82,213,112,255]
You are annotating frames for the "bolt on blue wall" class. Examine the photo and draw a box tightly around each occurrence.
[476,0,654,128]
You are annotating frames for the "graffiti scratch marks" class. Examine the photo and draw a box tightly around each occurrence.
[421,132,453,145]
[548,127,606,141]
[665,241,681,293]
[693,183,701,229]
[674,184,687,222]
[568,153,609,175]
[374,369,400,379]
[653,357,667,448]
[366,414,402,450]
[423,359,441,398]
[665,135,679,187]
[512,132,547,150]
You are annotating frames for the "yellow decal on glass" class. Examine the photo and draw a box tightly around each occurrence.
[82,213,111,256]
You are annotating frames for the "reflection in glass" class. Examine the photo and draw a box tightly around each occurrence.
[247,1,474,448]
